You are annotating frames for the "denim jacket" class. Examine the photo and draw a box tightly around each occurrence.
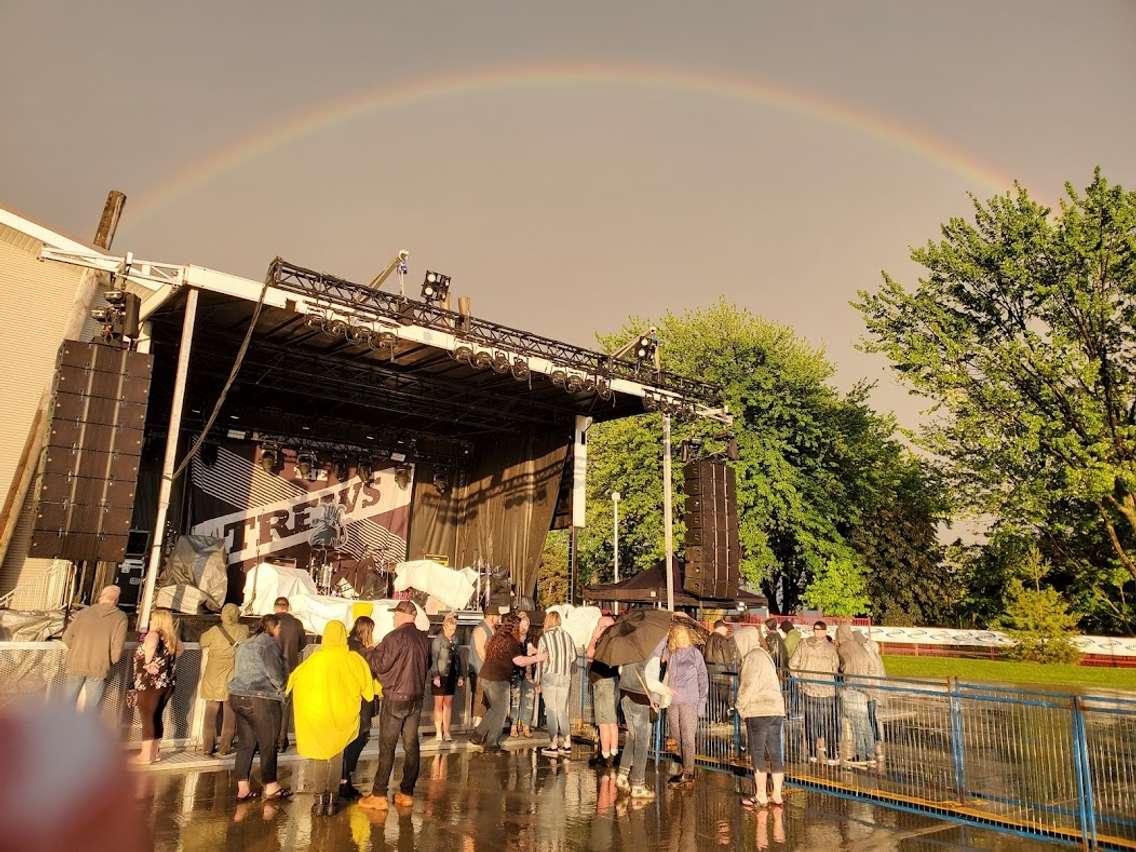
[227,633,286,701]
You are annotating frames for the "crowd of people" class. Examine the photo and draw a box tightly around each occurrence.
[60,586,887,816]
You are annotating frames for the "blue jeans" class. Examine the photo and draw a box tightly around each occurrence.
[64,675,107,711]
[843,690,875,760]
[474,679,512,747]
[618,695,652,786]
[510,676,534,726]
[541,674,571,741]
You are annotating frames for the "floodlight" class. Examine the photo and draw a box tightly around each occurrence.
[421,271,451,302]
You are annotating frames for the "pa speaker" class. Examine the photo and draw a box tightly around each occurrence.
[681,459,741,600]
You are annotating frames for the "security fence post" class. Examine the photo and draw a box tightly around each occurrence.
[948,677,967,802]
[1070,696,1097,849]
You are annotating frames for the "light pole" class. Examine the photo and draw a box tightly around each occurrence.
[611,491,621,614]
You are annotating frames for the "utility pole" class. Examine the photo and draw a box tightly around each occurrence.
[654,344,675,613]
[611,491,621,614]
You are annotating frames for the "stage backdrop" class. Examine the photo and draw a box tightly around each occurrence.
[189,444,412,590]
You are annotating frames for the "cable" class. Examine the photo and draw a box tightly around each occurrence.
[167,277,271,483]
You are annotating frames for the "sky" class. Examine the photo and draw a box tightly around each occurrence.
[2,0,1134,430]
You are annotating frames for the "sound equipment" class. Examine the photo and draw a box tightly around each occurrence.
[114,529,150,609]
[682,459,741,600]
[29,341,153,562]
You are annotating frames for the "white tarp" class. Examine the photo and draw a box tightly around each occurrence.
[394,560,475,611]
[547,604,602,653]
[241,563,319,615]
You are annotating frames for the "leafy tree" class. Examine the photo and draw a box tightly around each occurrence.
[1001,579,1083,664]
[579,300,941,616]
[856,171,1136,627]
[801,554,871,617]
[536,530,570,607]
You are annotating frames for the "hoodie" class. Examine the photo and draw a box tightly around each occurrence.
[286,620,375,760]
[198,604,250,701]
[62,602,128,679]
[734,627,785,719]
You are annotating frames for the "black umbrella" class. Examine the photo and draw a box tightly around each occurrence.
[592,609,699,667]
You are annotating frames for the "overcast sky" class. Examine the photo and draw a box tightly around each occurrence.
[3,0,1134,429]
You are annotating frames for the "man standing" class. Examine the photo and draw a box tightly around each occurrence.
[359,601,431,811]
[779,621,801,660]
[468,608,499,728]
[789,621,840,764]
[273,597,307,751]
[61,586,127,711]
[763,618,789,676]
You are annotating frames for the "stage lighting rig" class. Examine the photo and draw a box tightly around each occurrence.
[395,466,413,489]
[296,451,317,481]
[491,351,510,374]
[433,469,451,494]
[421,271,451,303]
[453,345,475,365]
[334,457,350,481]
[551,369,568,388]
[635,331,658,369]
[89,287,141,342]
[473,350,493,370]
[259,442,280,473]
[511,358,530,382]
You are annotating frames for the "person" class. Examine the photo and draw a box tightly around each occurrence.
[779,621,801,660]
[228,614,289,801]
[664,623,709,789]
[286,620,374,817]
[468,608,499,727]
[763,618,789,676]
[734,626,786,808]
[789,621,840,765]
[359,600,433,812]
[616,638,671,800]
[857,629,887,760]
[702,619,739,723]
[273,596,307,751]
[340,616,379,799]
[536,610,576,757]
[430,614,465,743]
[470,611,546,753]
[510,611,536,739]
[131,609,180,765]
[61,585,127,712]
[834,624,877,767]
[197,603,250,755]
[587,613,620,767]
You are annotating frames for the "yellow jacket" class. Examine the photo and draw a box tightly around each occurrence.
[285,620,375,760]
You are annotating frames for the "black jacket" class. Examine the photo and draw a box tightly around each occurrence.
[374,623,431,701]
[276,612,307,673]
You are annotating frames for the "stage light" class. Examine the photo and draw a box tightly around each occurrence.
[103,290,126,305]
[566,373,584,393]
[395,466,412,489]
[335,458,349,481]
[453,345,475,365]
[511,358,529,381]
[90,307,112,322]
[551,369,567,387]
[259,442,280,473]
[390,451,408,463]
[297,451,317,480]
[643,392,659,412]
[376,331,398,349]
[433,470,451,494]
[473,350,493,370]
[636,330,658,368]
[421,271,451,303]
[491,352,510,374]
[326,319,348,338]
[583,376,597,393]
[358,458,375,480]
[597,378,613,400]
[201,443,219,467]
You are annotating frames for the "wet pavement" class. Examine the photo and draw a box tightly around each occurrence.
[139,743,1067,850]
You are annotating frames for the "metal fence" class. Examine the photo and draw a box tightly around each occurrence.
[565,659,1136,850]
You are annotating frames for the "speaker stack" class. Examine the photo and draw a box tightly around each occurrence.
[682,459,741,600]
[28,341,153,563]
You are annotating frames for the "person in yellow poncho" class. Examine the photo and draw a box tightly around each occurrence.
[286,619,374,817]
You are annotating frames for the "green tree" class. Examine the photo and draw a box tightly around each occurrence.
[857,170,1136,632]
[579,300,942,615]
[1001,579,1082,664]
[536,530,570,607]
[802,553,871,617]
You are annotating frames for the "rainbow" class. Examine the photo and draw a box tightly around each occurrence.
[130,63,1014,219]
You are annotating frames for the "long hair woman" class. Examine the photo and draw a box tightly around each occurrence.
[131,609,180,764]
[228,613,289,801]
[664,623,709,790]
[510,611,536,738]
[471,612,545,752]
[340,616,379,800]
[431,614,465,742]
[286,620,374,817]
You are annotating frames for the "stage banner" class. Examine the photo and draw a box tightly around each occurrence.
[188,443,413,579]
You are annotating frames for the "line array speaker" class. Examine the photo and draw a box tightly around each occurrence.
[682,459,741,600]
[29,341,153,562]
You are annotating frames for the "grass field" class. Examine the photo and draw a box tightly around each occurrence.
[881,654,1136,692]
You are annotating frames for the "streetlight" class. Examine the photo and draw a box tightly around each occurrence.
[611,491,621,614]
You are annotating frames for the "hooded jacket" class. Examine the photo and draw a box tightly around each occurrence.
[734,627,785,719]
[62,602,128,679]
[789,632,840,698]
[228,631,286,702]
[286,620,375,760]
[840,625,888,704]
[198,605,250,701]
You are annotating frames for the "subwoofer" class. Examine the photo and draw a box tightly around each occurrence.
[682,460,740,600]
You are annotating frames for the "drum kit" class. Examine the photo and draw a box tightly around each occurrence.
[308,543,397,599]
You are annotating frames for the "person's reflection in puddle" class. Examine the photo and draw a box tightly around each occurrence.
[755,804,787,850]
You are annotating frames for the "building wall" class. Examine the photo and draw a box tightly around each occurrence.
[0,222,89,608]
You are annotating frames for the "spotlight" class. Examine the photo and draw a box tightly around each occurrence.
[326,319,348,338]
[643,393,659,412]
[551,369,567,388]
[421,271,451,303]
[296,451,317,481]
[358,458,375,480]
[334,458,350,481]
[491,352,510,374]
[201,443,219,467]
[453,345,475,364]
[103,290,126,305]
[395,466,412,489]
[433,470,451,494]
[636,329,658,367]
[566,373,584,393]
[473,350,493,370]
[596,378,613,400]
[90,307,113,322]
[583,376,597,393]
[511,358,529,382]
[259,442,280,473]
[347,325,373,345]
[376,331,398,349]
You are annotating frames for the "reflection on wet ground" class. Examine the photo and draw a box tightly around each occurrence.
[141,745,1067,850]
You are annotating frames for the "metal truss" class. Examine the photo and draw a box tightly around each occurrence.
[40,247,186,290]
[267,257,723,407]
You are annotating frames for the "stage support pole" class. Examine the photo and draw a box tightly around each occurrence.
[569,526,578,605]
[611,491,621,615]
[138,287,198,629]
[663,413,675,612]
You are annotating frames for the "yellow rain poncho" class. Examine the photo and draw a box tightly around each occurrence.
[285,620,375,760]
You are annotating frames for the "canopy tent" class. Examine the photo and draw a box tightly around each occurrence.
[583,558,767,610]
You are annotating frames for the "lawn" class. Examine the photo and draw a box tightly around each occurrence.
[881,655,1136,693]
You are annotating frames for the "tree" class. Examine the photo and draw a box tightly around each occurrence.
[1002,579,1082,664]
[802,554,871,617]
[579,300,942,616]
[536,530,570,607]
[857,170,1136,632]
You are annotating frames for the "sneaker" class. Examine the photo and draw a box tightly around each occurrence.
[358,794,389,811]
[541,747,560,757]
[339,782,362,800]
[667,773,686,787]
[630,785,656,800]
[615,773,632,793]
[558,745,572,756]
[393,792,414,808]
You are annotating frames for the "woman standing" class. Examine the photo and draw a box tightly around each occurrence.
[430,614,465,743]
[536,610,576,757]
[510,612,536,738]
[663,624,708,790]
[587,614,619,767]
[734,626,786,808]
[197,604,249,756]
[228,614,289,801]
[132,609,180,765]
[340,616,379,799]
[471,612,546,753]
[286,620,374,817]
